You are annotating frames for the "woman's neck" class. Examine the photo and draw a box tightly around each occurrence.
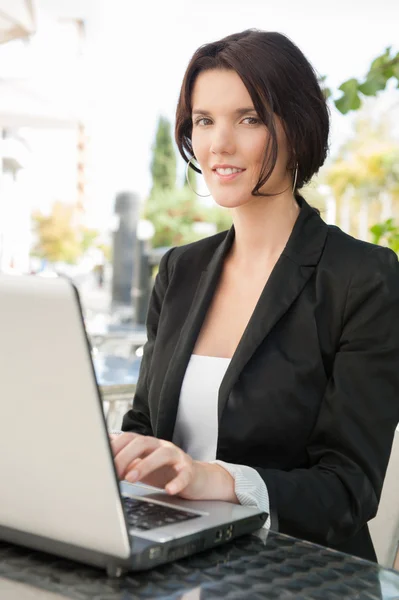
[229,192,300,272]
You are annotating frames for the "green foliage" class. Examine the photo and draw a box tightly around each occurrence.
[325,113,399,195]
[97,243,112,262]
[144,185,233,248]
[150,116,177,194]
[335,78,361,114]
[325,47,399,114]
[370,219,399,254]
[81,228,100,254]
[145,187,207,247]
[144,186,205,247]
[207,205,233,233]
[319,75,332,100]
[31,201,100,264]
[321,113,399,241]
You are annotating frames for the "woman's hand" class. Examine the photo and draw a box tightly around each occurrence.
[110,432,237,503]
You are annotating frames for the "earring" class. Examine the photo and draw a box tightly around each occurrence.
[292,163,298,193]
[185,158,211,198]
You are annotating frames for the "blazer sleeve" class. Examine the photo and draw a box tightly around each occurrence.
[121,248,174,435]
[255,245,399,547]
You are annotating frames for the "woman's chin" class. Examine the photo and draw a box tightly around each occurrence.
[211,193,249,209]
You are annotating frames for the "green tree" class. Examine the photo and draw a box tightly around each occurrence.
[150,116,177,195]
[31,201,100,264]
[144,187,208,247]
[370,218,399,254]
[145,186,233,248]
[327,48,399,114]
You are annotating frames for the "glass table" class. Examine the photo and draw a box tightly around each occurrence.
[1,529,399,599]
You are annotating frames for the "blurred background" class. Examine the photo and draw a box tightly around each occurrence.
[1,0,399,423]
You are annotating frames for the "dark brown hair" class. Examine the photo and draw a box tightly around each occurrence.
[175,29,330,196]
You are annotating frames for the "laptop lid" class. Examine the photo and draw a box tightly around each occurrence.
[0,274,130,559]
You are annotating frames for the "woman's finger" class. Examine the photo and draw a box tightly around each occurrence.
[125,445,181,483]
[114,435,161,479]
[110,432,139,457]
[165,468,193,496]
[124,457,142,473]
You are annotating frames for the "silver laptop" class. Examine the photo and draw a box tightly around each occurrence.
[0,274,267,575]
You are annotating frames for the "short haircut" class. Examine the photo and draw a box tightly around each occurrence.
[175,29,330,196]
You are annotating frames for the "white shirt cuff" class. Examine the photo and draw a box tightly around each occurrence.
[212,460,271,529]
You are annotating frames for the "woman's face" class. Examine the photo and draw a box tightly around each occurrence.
[191,69,291,209]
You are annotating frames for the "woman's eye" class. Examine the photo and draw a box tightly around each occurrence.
[193,116,260,126]
[242,117,260,125]
[194,117,212,126]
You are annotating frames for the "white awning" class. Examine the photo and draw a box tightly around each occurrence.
[0,0,36,44]
[0,78,78,129]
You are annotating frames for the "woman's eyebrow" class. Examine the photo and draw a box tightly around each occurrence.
[192,107,257,116]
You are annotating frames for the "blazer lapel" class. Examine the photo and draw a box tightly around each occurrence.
[156,198,328,439]
[155,228,235,440]
[218,200,328,422]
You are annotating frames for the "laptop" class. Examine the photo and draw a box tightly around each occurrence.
[0,274,267,575]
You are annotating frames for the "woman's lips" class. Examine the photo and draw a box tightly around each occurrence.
[212,169,246,182]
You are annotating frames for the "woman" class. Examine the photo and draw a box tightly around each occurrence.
[111,29,399,561]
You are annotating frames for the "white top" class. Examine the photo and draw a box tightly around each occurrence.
[172,354,271,529]
[172,355,229,461]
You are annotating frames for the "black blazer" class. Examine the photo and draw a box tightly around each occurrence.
[122,197,399,562]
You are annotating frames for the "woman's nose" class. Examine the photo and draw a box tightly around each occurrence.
[209,127,236,155]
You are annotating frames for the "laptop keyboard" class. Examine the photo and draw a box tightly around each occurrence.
[123,496,201,531]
